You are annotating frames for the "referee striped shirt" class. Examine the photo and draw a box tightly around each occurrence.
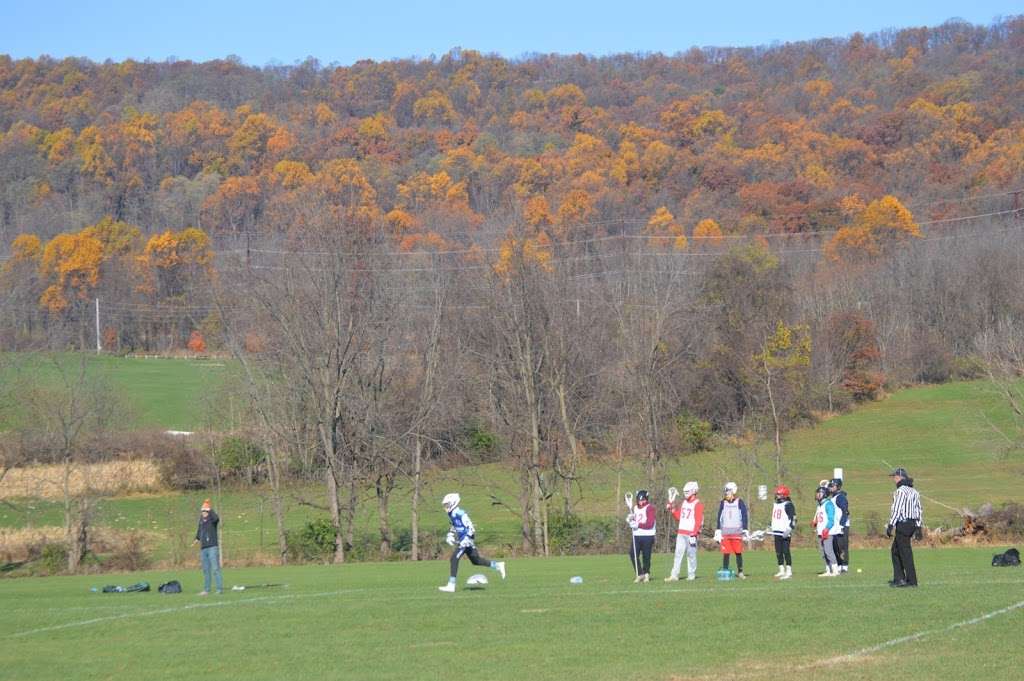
[889,483,922,527]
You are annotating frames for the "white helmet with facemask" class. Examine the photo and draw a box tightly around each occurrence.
[442,492,461,512]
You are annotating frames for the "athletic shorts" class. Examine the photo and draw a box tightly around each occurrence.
[720,536,743,554]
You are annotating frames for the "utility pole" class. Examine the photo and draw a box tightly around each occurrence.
[95,298,101,354]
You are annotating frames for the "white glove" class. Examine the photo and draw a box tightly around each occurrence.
[742,529,750,540]
[459,536,475,548]
[445,531,456,546]
[687,535,698,547]
[713,530,722,543]
[628,519,639,530]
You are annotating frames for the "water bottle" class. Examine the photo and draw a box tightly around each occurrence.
[569,576,583,584]
[716,568,735,581]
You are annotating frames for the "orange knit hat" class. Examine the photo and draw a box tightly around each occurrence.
[201,499,212,511]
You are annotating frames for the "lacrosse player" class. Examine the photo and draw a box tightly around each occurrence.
[627,489,657,582]
[438,493,506,592]
[769,485,796,579]
[828,478,850,573]
[812,485,843,576]
[714,482,748,579]
[665,481,703,581]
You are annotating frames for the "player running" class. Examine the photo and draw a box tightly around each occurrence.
[438,493,506,593]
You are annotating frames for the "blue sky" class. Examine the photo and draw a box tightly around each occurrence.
[2,1,1020,65]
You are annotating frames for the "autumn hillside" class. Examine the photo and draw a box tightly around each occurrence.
[1,19,1023,314]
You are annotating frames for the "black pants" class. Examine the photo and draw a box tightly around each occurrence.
[629,535,655,575]
[834,529,849,567]
[773,535,792,566]
[891,520,918,585]
[449,545,491,578]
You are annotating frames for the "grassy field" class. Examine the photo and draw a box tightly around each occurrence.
[2,379,1023,564]
[2,547,1022,681]
[0,353,232,431]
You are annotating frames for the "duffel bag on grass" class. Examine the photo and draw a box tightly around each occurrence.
[991,548,1020,567]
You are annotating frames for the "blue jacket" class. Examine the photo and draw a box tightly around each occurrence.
[447,507,476,541]
[833,491,850,527]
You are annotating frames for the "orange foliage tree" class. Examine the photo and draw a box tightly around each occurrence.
[824,195,920,262]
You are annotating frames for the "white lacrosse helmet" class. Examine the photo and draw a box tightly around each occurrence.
[724,482,738,495]
[442,492,460,512]
[683,481,699,496]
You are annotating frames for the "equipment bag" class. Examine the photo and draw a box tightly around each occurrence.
[991,548,1020,567]
[158,580,183,593]
[102,581,150,593]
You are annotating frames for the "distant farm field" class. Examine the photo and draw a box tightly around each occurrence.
[2,548,1022,681]
[0,353,232,431]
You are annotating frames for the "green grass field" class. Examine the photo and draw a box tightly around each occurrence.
[2,547,1022,681]
[0,353,232,431]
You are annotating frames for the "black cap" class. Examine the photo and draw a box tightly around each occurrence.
[889,467,909,479]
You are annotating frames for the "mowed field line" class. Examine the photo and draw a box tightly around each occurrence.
[819,598,1024,666]
[690,595,1024,681]
[10,574,1023,638]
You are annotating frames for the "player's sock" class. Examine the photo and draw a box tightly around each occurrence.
[448,576,456,585]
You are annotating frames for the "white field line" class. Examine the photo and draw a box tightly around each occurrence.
[8,575,1023,638]
[7,589,365,638]
[808,598,1024,669]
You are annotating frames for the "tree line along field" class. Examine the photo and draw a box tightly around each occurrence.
[1,548,1022,681]
[2,367,1021,564]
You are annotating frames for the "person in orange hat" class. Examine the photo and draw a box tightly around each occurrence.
[194,499,222,595]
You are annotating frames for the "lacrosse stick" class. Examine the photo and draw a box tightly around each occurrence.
[667,486,678,504]
[745,530,767,543]
[624,492,639,578]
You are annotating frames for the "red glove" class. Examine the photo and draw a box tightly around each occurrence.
[822,528,830,539]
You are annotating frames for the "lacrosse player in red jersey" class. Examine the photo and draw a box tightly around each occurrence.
[665,481,703,581]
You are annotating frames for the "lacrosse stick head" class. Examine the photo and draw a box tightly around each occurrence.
[667,486,678,503]
[624,492,634,510]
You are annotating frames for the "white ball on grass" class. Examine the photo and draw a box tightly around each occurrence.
[466,573,488,589]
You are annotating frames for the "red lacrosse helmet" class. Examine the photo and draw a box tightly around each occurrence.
[774,485,790,497]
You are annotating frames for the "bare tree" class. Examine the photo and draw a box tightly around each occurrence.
[9,354,121,571]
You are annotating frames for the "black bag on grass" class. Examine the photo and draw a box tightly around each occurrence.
[158,580,182,593]
[991,548,1020,567]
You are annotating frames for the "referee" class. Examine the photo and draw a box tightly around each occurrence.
[886,467,922,588]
